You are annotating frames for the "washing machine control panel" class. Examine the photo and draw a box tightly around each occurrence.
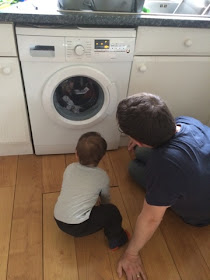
[65,37,135,62]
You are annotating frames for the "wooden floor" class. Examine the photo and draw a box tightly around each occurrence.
[0,147,210,280]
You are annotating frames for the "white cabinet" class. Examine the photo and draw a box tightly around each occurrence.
[129,27,210,126]
[0,23,17,57]
[0,24,33,155]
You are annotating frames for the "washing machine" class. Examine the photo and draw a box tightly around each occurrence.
[16,27,136,155]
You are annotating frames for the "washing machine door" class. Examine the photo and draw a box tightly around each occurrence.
[42,66,118,129]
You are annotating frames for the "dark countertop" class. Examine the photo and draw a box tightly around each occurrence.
[0,0,210,28]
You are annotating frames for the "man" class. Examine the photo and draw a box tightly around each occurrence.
[116,93,210,280]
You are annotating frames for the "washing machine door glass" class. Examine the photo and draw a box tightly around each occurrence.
[42,66,118,129]
[53,76,104,121]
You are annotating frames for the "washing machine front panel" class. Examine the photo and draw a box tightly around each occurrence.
[20,61,132,154]
[16,27,136,154]
[42,66,118,129]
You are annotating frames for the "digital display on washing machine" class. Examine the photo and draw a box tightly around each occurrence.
[95,40,110,49]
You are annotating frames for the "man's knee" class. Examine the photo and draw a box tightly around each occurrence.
[128,160,136,177]
[128,159,147,189]
[128,159,144,177]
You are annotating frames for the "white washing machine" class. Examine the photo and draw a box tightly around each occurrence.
[16,27,136,155]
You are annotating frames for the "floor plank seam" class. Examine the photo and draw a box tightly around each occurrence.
[6,155,19,280]
[42,193,44,280]
[42,190,60,194]
[159,224,183,280]
[191,232,210,271]
[107,152,119,186]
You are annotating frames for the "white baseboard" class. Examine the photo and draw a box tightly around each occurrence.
[119,135,129,147]
[0,142,33,156]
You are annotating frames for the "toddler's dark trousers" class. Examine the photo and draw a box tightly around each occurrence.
[54,203,124,242]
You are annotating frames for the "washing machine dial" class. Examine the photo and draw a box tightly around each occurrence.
[74,45,85,56]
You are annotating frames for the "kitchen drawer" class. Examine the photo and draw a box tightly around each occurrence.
[135,27,210,56]
[0,23,17,56]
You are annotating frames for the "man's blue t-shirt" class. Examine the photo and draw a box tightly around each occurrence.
[145,116,210,226]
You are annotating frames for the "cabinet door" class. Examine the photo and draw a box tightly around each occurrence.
[0,23,17,56]
[128,56,210,125]
[0,58,32,145]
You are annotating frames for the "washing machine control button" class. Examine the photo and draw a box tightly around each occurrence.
[74,45,85,56]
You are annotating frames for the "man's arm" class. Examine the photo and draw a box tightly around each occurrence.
[117,199,169,280]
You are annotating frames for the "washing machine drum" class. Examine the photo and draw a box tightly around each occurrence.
[57,76,98,112]
[42,66,118,129]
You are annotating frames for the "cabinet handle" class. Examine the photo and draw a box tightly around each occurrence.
[138,64,147,72]
[184,39,193,47]
[2,67,11,75]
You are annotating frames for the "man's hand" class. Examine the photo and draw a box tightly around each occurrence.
[128,139,137,151]
[117,251,147,280]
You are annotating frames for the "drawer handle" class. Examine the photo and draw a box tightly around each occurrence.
[184,39,193,47]
[138,64,147,72]
[2,67,11,75]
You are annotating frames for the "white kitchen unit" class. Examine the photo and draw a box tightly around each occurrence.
[0,24,33,155]
[128,27,210,126]
[16,27,136,154]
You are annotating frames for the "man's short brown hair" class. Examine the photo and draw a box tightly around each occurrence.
[116,93,176,147]
[76,132,107,166]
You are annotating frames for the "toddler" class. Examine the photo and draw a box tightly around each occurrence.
[54,132,129,250]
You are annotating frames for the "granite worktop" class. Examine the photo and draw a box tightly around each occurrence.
[0,0,210,28]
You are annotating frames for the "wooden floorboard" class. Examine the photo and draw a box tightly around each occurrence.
[161,210,210,280]
[0,156,17,188]
[191,225,210,269]
[109,148,181,280]
[16,154,42,188]
[75,230,114,280]
[42,155,66,193]
[7,183,43,280]
[0,187,14,280]
[43,192,79,280]
[7,155,43,280]
[108,187,133,280]
[1,149,209,280]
